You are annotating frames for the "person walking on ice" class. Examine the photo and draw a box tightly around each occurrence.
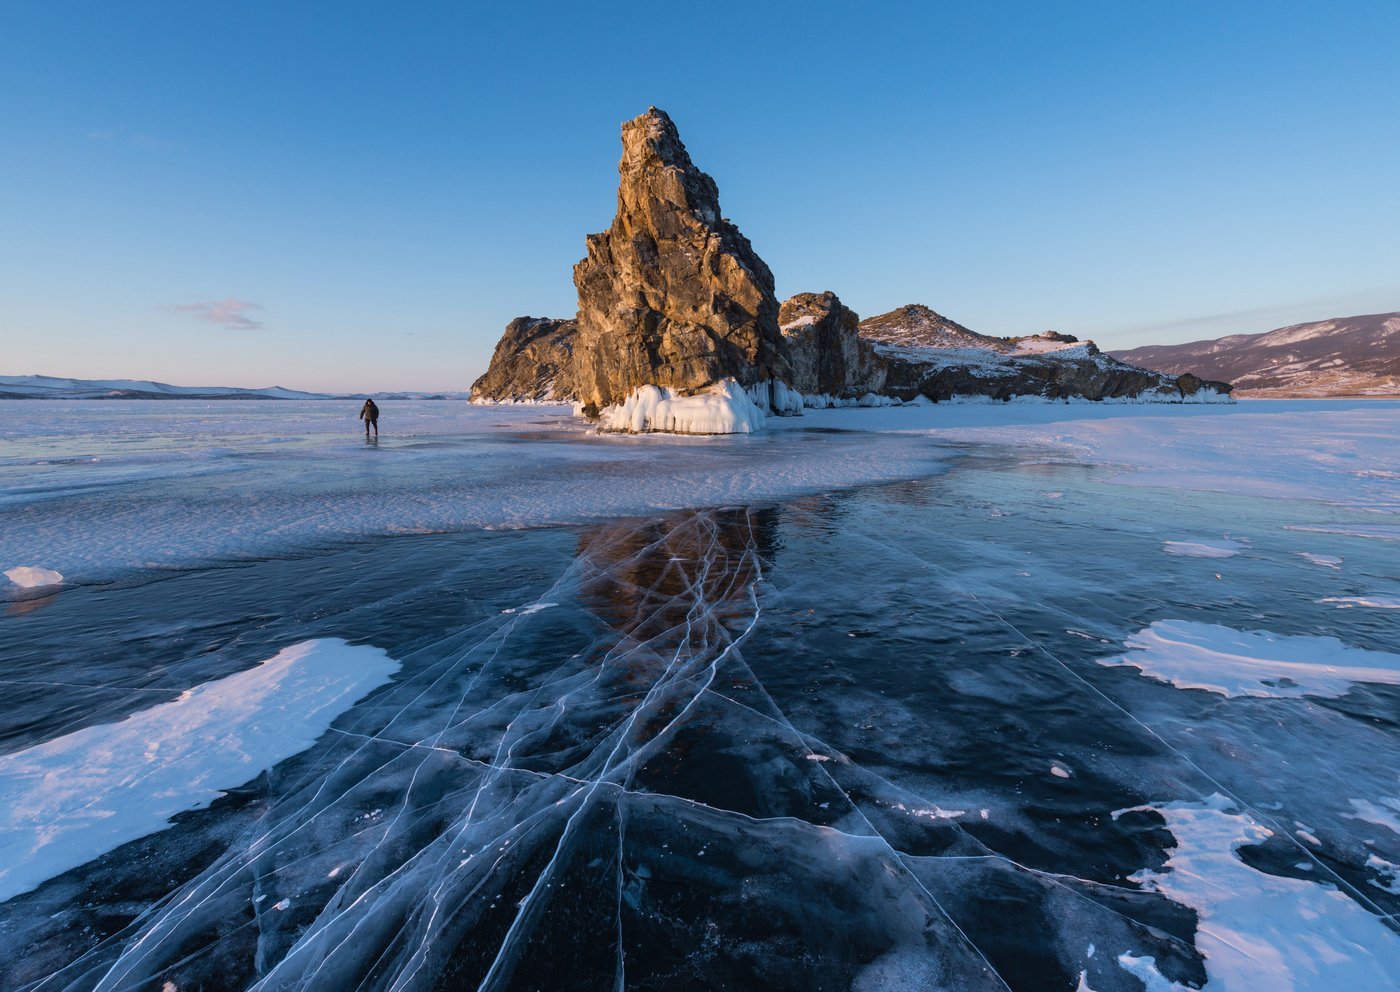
[359,397,379,438]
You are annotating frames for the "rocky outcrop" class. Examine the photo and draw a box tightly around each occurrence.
[862,305,1232,403]
[779,292,884,398]
[570,108,790,416]
[470,316,578,402]
[470,112,1235,419]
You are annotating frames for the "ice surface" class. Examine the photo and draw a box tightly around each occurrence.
[0,639,398,902]
[3,397,1399,989]
[1099,620,1400,698]
[598,380,766,434]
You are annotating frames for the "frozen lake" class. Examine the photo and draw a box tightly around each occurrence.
[1,399,1398,991]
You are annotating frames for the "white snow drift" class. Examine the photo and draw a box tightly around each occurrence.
[0,638,399,902]
[1115,794,1400,991]
[1098,620,1400,699]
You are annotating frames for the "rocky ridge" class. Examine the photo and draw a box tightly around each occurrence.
[471,109,1233,423]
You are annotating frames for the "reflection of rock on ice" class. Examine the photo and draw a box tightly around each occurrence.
[19,509,1000,991]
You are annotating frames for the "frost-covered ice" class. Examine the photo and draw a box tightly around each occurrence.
[1099,620,1400,698]
[0,639,398,901]
[1162,539,1243,558]
[1299,552,1343,568]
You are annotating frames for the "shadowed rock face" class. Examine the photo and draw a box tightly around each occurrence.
[779,292,884,397]
[570,108,791,415]
[470,316,578,402]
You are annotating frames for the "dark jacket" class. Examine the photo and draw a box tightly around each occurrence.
[360,399,379,421]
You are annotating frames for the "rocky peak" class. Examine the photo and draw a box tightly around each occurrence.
[859,305,1002,350]
[571,108,789,415]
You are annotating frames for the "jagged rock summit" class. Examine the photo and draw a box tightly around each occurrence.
[570,107,789,416]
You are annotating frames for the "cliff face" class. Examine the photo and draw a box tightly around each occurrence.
[469,316,577,402]
[779,292,884,398]
[570,108,790,416]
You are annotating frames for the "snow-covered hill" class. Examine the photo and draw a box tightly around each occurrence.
[0,375,330,400]
[1111,312,1400,397]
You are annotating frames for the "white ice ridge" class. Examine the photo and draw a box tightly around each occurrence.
[597,380,766,434]
[0,638,399,902]
[1115,795,1400,991]
[1161,539,1243,559]
[1098,620,1400,699]
[4,565,63,589]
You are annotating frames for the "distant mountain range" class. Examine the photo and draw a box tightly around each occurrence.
[1110,311,1400,397]
[0,375,471,401]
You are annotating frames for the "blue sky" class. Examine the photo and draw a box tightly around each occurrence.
[2,1,1397,392]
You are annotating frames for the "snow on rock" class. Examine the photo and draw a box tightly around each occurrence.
[1161,540,1243,559]
[1113,794,1400,991]
[597,380,767,435]
[1098,620,1400,699]
[4,566,63,589]
[0,638,399,902]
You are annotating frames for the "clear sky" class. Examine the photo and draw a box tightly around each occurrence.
[2,1,1397,393]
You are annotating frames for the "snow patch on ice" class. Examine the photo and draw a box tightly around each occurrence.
[1161,539,1243,559]
[597,380,766,435]
[1319,595,1400,609]
[1116,794,1400,991]
[1298,552,1343,569]
[4,565,63,589]
[1098,620,1400,698]
[0,638,399,902]
[1343,797,1400,836]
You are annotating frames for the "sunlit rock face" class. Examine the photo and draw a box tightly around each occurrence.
[571,108,791,416]
[779,291,885,398]
[470,316,577,402]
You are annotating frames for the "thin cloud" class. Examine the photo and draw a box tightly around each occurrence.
[168,299,264,330]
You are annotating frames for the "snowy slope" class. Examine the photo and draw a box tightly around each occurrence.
[1111,311,1400,397]
[0,374,329,400]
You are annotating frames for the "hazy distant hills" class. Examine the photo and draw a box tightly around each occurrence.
[1111,311,1400,397]
[0,375,473,400]
[0,375,331,400]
